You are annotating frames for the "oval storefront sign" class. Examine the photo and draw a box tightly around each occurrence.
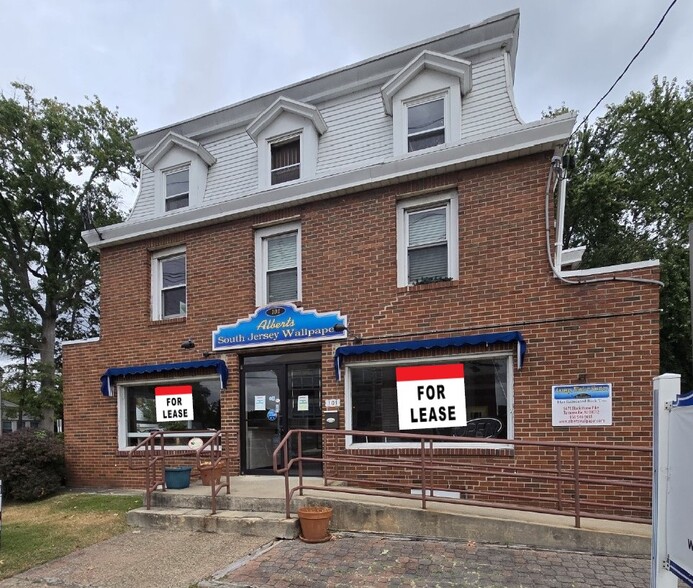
[396,364,466,430]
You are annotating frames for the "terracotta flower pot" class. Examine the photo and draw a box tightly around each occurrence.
[199,464,224,486]
[297,506,333,543]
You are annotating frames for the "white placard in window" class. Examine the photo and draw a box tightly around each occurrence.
[297,395,309,412]
[396,364,466,430]
[155,385,194,422]
[255,395,266,411]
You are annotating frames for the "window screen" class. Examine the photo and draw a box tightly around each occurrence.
[271,138,300,185]
[407,99,445,152]
[407,206,448,283]
[266,232,298,302]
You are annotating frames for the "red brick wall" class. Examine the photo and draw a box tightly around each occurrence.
[63,152,659,515]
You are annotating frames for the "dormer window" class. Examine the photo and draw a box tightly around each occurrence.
[141,132,216,215]
[381,51,472,157]
[407,96,445,152]
[271,136,301,185]
[246,97,327,190]
[165,167,190,211]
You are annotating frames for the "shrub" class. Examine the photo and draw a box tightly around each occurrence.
[0,429,65,501]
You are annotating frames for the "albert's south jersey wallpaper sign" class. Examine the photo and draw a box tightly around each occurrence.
[396,364,466,430]
[155,385,193,422]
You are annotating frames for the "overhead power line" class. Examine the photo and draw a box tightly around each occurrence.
[569,0,679,141]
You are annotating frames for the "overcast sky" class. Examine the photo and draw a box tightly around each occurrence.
[1,0,691,210]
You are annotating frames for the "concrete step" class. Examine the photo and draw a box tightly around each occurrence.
[127,507,299,539]
[136,489,651,557]
[150,491,289,514]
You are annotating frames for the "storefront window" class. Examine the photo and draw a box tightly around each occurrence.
[347,357,510,444]
[120,377,221,447]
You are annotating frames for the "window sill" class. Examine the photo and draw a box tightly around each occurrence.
[398,280,458,293]
[345,441,514,455]
[149,316,187,327]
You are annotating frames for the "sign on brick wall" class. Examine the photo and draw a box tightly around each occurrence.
[551,384,612,427]
[212,304,347,350]
[396,364,466,430]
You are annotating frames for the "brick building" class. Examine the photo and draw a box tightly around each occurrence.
[63,10,659,506]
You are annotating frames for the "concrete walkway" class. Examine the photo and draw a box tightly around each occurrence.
[0,529,658,588]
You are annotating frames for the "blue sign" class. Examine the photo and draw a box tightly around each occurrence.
[212,304,347,351]
[266,409,277,422]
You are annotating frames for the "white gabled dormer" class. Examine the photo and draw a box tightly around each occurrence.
[142,132,216,214]
[246,96,327,190]
[381,50,472,156]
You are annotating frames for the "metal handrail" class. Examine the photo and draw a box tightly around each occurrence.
[128,429,222,511]
[272,428,652,528]
[195,430,234,514]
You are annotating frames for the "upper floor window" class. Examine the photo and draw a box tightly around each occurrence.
[397,192,458,287]
[255,222,301,305]
[165,167,190,211]
[151,247,186,320]
[407,97,445,152]
[271,137,301,185]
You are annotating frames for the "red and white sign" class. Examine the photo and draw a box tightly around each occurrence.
[155,385,194,422]
[396,364,466,430]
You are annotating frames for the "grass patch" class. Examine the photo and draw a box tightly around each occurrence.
[0,492,142,580]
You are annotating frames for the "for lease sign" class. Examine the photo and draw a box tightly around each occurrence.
[396,364,466,430]
[155,385,194,422]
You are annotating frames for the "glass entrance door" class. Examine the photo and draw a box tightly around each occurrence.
[242,351,322,475]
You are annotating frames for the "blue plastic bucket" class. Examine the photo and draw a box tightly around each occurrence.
[164,466,192,489]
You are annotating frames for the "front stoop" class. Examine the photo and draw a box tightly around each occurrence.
[128,487,651,556]
[127,507,299,539]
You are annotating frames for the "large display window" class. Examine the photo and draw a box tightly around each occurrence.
[346,355,511,446]
[118,377,221,448]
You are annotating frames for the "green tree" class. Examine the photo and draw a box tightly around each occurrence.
[564,77,693,388]
[0,83,137,426]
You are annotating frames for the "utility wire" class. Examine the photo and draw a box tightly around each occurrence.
[569,0,678,141]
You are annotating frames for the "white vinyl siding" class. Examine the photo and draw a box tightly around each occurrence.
[316,91,392,174]
[461,56,522,140]
[127,54,521,224]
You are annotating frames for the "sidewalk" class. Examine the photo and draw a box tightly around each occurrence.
[0,529,656,588]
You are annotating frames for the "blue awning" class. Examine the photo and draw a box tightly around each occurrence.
[333,331,526,379]
[100,359,228,397]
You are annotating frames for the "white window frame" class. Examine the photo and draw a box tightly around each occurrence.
[405,92,447,153]
[163,165,190,212]
[151,246,187,321]
[254,222,302,307]
[117,374,219,451]
[396,192,459,287]
[344,353,514,450]
[269,133,302,186]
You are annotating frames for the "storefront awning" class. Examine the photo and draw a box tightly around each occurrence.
[333,331,526,379]
[100,359,228,397]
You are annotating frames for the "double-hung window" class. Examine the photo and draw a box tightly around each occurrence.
[397,192,458,286]
[255,222,301,305]
[165,167,190,211]
[152,247,187,320]
[270,136,300,185]
[407,96,445,152]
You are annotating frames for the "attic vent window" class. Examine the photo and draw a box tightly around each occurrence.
[407,97,445,152]
[270,137,300,185]
[165,168,190,211]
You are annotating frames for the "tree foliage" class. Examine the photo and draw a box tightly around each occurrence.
[564,77,693,388]
[0,83,137,422]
